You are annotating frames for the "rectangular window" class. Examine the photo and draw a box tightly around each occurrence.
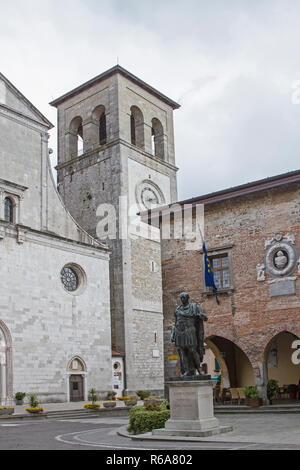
[209,253,231,290]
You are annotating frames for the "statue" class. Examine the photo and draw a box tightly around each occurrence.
[274,250,288,269]
[170,292,208,377]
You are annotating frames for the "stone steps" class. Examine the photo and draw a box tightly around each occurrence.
[214,405,300,414]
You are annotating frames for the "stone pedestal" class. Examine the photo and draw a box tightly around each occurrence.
[153,378,232,437]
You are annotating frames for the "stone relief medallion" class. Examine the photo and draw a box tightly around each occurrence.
[264,233,298,279]
[135,180,165,211]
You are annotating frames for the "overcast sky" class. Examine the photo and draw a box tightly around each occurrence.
[1,0,300,200]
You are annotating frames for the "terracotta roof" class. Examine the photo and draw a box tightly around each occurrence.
[49,65,180,110]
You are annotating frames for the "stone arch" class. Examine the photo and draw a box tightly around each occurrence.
[67,356,87,402]
[151,117,164,159]
[263,329,300,394]
[206,334,255,388]
[67,355,87,372]
[0,320,13,406]
[4,196,16,223]
[261,325,300,363]
[92,105,107,145]
[130,105,144,148]
[205,338,230,388]
[69,116,83,158]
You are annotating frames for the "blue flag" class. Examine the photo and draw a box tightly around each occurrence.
[198,226,220,305]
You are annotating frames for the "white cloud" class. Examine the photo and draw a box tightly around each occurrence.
[1,0,300,200]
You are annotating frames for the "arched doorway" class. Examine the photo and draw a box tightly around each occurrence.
[67,357,86,402]
[264,331,300,402]
[0,320,12,406]
[206,336,255,389]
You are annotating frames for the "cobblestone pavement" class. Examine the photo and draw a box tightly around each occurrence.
[0,413,300,451]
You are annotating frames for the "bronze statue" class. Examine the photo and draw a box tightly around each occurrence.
[170,292,208,377]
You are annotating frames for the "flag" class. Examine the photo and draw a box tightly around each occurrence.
[198,225,220,305]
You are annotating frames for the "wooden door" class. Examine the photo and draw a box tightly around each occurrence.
[70,375,84,401]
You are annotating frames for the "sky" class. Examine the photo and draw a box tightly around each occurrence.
[1,0,300,200]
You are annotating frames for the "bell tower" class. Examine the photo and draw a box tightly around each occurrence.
[50,66,180,394]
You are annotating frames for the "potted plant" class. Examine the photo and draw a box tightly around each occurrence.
[84,388,101,410]
[105,391,117,401]
[243,386,262,407]
[117,396,131,402]
[267,379,279,404]
[136,390,150,401]
[25,394,44,414]
[125,398,137,408]
[15,392,26,405]
[287,384,298,400]
[0,407,14,415]
[103,400,117,408]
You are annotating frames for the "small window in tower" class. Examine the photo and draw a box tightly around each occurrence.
[77,123,83,156]
[131,114,136,145]
[130,106,144,148]
[151,118,164,159]
[99,112,107,145]
[4,197,14,223]
[151,128,155,156]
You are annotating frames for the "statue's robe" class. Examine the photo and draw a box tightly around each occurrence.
[172,303,206,363]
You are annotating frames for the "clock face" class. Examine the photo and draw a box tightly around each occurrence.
[141,186,160,209]
[136,180,165,211]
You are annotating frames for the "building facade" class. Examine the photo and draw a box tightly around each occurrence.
[50,66,180,394]
[0,73,112,405]
[147,171,300,402]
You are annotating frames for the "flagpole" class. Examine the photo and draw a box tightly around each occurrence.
[197,224,220,305]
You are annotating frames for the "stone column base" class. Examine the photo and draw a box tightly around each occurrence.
[153,379,232,438]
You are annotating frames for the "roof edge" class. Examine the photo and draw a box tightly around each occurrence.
[0,72,53,129]
[49,65,181,110]
[140,168,300,218]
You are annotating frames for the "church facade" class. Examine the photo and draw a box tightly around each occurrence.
[0,73,112,405]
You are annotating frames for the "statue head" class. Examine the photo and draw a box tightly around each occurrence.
[274,250,288,268]
[179,292,189,305]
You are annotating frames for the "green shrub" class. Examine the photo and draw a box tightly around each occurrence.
[128,407,170,434]
[243,386,259,399]
[15,392,26,401]
[28,394,39,408]
[136,390,150,400]
[88,388,99,404]
[267,379,279,401]
[144,400,160,411]
[160,399,170,410]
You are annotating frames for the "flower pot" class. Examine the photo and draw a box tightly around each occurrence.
[125,400,137,407]
[245,398,262,407]
[0,408,14,415]
[25,407,44,414]
[103,401,117,408]
[83,403,101,410]
[15,400,24,405]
